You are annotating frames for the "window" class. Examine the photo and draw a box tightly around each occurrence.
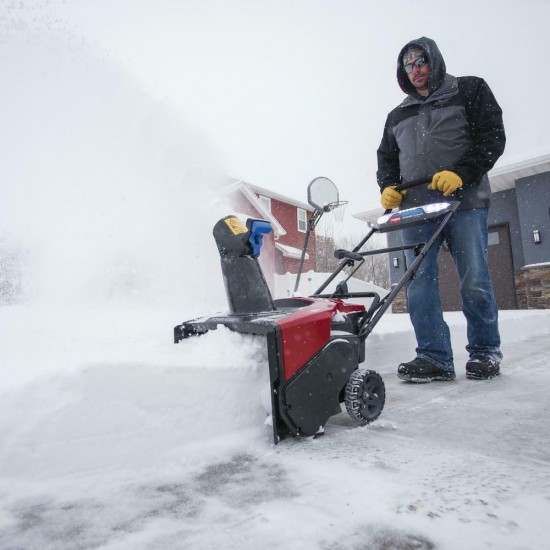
[297,208,307,233]
[259,195,271,212]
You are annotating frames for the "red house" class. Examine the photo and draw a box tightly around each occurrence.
[225,180,315,295]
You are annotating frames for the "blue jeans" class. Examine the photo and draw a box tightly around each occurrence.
[402,208,502,370]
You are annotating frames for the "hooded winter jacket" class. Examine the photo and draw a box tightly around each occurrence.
[377,37,506,210]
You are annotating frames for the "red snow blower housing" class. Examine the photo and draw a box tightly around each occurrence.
[174,177,459,444]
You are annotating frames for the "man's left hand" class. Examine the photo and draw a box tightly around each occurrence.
[428,171,463,196]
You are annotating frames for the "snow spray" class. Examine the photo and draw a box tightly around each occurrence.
[0,7,227,309]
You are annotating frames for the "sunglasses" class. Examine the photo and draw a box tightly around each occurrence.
[404,56,428,74]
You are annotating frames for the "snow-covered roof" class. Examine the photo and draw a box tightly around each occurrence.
[353,207,386,225]
[275,242,308,260]
[488,152,550,191]
[353,152,550,224]
[247,183,314,212]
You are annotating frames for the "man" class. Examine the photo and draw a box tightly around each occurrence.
[377,37,506,382]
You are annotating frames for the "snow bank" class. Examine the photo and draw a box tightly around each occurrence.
[0,308,271,480]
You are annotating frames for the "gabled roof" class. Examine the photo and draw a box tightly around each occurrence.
[353,152,550,224]
[353,207,386,225]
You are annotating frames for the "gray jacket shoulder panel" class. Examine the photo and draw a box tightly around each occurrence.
[388,76,491,210]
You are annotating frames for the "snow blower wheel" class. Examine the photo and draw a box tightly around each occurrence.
[345,369,386,424]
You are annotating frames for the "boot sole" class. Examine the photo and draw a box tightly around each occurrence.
[398,373,456,383]
[466,371,500,380]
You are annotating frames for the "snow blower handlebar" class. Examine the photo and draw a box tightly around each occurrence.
[314,177,435,296]
[313,175,460,339]
[383,176,433,214]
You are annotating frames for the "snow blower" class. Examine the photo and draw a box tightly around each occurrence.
[174,177,459,444]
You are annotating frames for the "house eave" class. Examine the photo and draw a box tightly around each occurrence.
[275,242,309,260]
[488,152,550,191]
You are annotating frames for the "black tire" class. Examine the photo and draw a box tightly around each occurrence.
[345,369,385,424]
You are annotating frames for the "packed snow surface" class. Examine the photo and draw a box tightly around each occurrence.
[1,306,549,550]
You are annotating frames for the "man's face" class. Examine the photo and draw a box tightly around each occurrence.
[405,54,430,94]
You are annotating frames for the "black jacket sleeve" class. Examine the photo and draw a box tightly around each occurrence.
[376,113,401,191]
[452,77,506,186]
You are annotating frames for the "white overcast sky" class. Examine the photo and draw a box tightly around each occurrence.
[10,0,550,211]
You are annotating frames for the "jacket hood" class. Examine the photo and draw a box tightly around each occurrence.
[397,37,446,96]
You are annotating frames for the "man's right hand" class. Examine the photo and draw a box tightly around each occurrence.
[380,186,404,209]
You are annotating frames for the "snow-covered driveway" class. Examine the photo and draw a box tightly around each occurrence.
[0,307,549,549]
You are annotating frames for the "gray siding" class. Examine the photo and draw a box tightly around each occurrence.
[387,230,406,286]
[515,173,550,267]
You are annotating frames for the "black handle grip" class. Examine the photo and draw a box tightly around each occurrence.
[334,249,364,262]
[383,176,434,214]
[394,176,432,192]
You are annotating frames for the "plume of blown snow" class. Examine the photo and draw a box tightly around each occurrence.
[0,10,229,311]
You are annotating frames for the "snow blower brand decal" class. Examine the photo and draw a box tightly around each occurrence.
[225,217,248,235]
[389,207,424,224]
[401,207,424,219]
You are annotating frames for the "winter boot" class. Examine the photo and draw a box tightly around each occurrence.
[466,355,500,380]
[398,357,456,383]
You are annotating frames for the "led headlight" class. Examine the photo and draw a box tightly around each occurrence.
[423,203,451,214]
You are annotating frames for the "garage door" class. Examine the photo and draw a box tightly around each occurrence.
[438,224,518,311]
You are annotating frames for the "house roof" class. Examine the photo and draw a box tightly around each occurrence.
[247,183,314,212]
[353,152,550,224]
[487,152,550,191]
[275,242,309,260]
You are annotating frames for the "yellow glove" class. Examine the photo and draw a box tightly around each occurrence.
[429,170,463,197]
[380,186,404,209]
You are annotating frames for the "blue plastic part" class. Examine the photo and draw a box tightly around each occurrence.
[248,220,272,257]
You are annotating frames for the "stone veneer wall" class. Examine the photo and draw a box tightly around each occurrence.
[391,286,408,313]
[514,264,550,310]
